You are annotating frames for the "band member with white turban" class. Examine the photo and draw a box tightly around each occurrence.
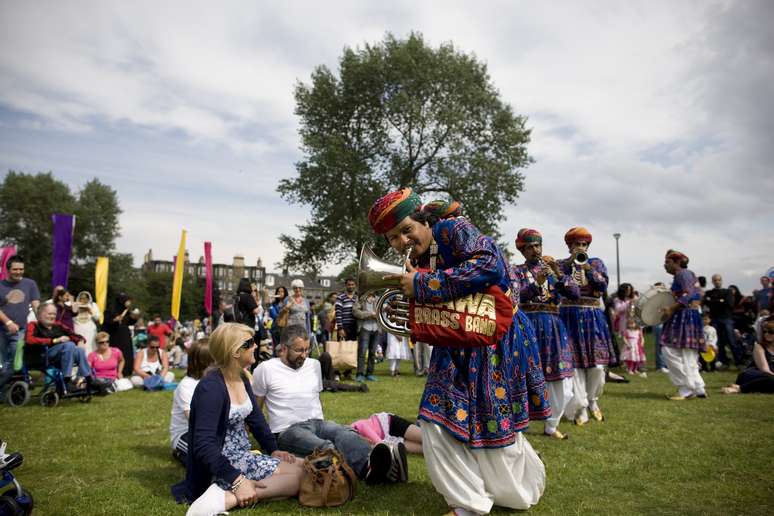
[511,228,579,440]
[558,227,612,425]
[368,189,548,515]
[661,250,707,400]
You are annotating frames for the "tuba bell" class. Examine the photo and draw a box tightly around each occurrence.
[357,245,413,337]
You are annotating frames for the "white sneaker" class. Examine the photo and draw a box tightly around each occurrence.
[639,372,648,378]
[659,368,669,373]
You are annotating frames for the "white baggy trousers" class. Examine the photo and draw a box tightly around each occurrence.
[421,421,545,514]
[545,377,574,433]
[565,365,605,423]
[662,346,705,397]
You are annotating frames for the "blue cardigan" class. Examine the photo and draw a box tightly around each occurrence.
[171,369,278,503]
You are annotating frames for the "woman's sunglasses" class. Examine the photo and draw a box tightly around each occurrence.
[239,337,255,350]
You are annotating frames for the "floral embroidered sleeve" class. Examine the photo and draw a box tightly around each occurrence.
[673,270,701,306]
[413,220,505,305]
[585,258,609,293]
[510,265,540,303]
[554,274,581,300]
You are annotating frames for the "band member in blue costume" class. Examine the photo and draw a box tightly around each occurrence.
[368,189,548,515]
[511,228,578,440]
[661,249,707,400]
[558,227,612,426]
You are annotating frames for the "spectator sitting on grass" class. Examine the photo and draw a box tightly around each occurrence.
[722,315,774,394]
[130,334,174,387]
[252,324,407,485]
[171,323,302,515]
[87,331,125,389]
[170,338,213,464]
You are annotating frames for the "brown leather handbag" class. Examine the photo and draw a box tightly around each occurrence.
[298,448,357,507]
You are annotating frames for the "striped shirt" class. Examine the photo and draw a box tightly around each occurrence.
[335,292,358,329]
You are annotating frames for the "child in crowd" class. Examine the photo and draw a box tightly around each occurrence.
[701,313,718,372]
[621,318,647,377]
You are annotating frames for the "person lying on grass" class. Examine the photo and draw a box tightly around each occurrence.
[171,323,303,516]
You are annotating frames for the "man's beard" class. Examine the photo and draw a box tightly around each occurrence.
[288,357,305,370]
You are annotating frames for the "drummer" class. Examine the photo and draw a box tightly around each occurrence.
[558,227,613,425]
[511,228,579,440]
[660,249,707,400]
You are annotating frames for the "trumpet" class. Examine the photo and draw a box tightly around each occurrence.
[573,251,588,266]
[357,245,414,337]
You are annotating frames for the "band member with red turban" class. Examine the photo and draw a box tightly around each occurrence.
[511,228,579,440]
[368,189,548,514]
[558,227,613,425]
[661,250,707,400]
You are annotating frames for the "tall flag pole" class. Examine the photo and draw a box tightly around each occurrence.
[204,242,213,315]
[95,257,109,324]
[171,230,187,321]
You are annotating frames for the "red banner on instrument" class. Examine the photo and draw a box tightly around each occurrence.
[409,285,514,348]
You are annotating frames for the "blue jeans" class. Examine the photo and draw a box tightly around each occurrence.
[357,329,379,376]
[653,324,666,369]
[713,318,742,366]
[277,419,371,478]
[0,328,20,390]
[47,341,91,378]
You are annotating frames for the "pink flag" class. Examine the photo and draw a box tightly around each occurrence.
[0,246,17,280]
[204,242,213,315]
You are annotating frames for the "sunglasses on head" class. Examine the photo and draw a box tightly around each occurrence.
[239,337,255,350]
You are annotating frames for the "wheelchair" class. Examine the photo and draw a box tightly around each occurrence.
[4,343,92,408]
[0,441,33,516]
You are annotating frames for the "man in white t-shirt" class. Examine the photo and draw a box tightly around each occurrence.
[252,325,407,484]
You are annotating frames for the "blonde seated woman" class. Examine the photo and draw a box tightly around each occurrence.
[171,323,304,516]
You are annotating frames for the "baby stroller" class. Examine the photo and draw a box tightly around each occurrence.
[0,441,33,515]
[4,343,93,408]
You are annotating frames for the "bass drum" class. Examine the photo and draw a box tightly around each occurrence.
[633,285,675,327]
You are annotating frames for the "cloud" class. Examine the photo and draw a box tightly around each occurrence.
[0,0,771,294]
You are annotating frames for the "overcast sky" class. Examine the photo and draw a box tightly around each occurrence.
[1,0,772,294]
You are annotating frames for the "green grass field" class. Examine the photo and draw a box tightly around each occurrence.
[2,340,773,516]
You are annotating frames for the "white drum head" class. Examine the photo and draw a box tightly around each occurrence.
[634,286,674,327]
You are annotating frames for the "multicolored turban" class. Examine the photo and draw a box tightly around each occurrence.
[665,249,689,267]
[421,199,462,220]
[564,227,592,245]
[515,228,542,250]
[368,188,422,234]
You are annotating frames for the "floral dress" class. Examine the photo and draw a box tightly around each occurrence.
[214,399,279,489]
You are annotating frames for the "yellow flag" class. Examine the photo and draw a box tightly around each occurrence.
[95,257,109,324]
[171,230,187,320]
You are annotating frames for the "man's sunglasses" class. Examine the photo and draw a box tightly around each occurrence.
[239,337,255,350]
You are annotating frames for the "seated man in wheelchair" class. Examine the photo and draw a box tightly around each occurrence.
[25,303,93,392]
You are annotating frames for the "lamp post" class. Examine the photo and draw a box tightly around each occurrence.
[613,233,621,290]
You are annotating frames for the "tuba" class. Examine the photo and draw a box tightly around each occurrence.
[357,245,413,337]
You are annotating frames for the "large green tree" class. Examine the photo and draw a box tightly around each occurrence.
[0,171,122,292]
[278,32,532,273]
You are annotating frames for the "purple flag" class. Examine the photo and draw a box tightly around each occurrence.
[51,214,76,289]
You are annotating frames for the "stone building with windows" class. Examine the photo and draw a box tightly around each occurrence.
[141,249,344,305]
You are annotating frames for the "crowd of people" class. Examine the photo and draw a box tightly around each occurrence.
[1,188,773,515]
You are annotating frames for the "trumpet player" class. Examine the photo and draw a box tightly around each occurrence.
[558,227,613,426]
[511,228,579,440]
[368,189,547,515]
